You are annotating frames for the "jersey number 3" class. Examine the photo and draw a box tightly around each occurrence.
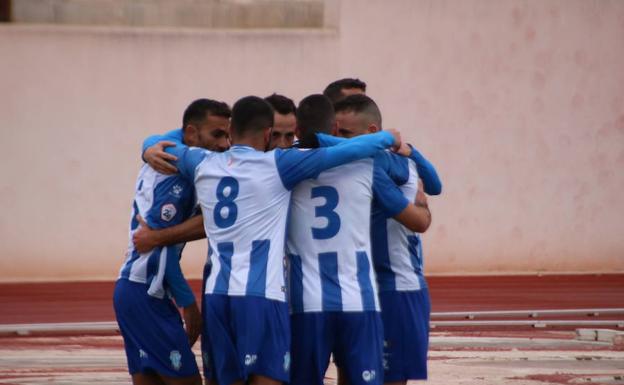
[311,186,341,239]
[214,177,239,228]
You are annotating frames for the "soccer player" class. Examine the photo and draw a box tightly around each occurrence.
[265,93,297,149]
[113,98,231,385]
[154,95,403,385]
[287,95,431,385]
[323,78,367,104]
[324,81,442,196]
[332,94,441,385]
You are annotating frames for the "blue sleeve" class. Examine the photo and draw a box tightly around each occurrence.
[141,128,184,159]
[164,252,195,307]
[275,131,396,190]
[316,133,346,147]
[164,145,208,181]
[372,164,410,218]
[375,152,411,186]
[408,145,442,195]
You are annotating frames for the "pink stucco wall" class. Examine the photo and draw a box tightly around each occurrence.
[1,0,623,281]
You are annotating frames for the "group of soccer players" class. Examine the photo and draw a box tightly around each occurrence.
[113,78,442,385]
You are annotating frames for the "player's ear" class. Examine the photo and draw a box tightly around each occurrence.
[183,124,199,146]
[368,124,380,134]
[295,126,302,139]
[263,126,272,146]
[331,121,338,136]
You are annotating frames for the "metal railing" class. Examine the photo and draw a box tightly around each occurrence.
[0,308,623,334]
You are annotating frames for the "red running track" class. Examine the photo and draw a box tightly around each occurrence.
[0,274,622,324]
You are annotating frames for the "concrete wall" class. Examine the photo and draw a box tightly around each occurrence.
[11,0,325,29]
[1,0,623,281]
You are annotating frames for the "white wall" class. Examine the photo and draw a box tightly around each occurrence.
[1,0,623,281]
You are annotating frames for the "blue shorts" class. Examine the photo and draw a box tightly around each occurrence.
[200,262,214,380]
[113,279,199,377]
[201,294,290,385]
[291,311,384,385]
[379,289,431,381]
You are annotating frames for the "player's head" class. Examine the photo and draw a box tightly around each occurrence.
[323,78,367,104]
[295,94,335,148]
[182,98,231,152]
[230,96,275,147]
[264,93,297,149]
[333,94,382,138]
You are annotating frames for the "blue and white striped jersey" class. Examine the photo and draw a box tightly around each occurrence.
[118,164,197,307]
[315,135,440,293]
[163,131,397,303]
[372,157,428,292]
[286,156,410,313]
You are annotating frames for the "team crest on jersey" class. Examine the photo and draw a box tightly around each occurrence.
[171,184,183,197]
[170,350,182,370]
[161,203,177,222]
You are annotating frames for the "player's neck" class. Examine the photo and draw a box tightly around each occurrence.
[231,135,266,151]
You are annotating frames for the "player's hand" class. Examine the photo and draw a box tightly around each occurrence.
[386,128,402,152]
[132,215,158,253]
[415,179,428,207]
[144,141,178,175]
[396,141,412,157]
[183,302,202,347]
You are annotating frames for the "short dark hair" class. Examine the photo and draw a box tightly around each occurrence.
[231,96,274,137]
[296,94,335,148]
[323,78,367,104]
[182,98,231,128]
[333,94,382,127]
[264,93,296,115]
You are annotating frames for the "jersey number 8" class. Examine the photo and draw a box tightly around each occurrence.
[214,177,239,228]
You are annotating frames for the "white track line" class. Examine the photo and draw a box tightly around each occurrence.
[431,308,624,319]
[431,320,624,328]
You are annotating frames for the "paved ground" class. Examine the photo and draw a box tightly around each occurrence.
[1,274,622,384]
[0,331,622,385]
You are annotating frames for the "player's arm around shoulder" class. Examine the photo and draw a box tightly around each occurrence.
[161,144,210,182]
[142,129,184,174]
[406,143,443,195]
[274,130,402,190]
[373,156,432,233]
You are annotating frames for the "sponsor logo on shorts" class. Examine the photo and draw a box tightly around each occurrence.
[362,370,376,382]
[171,184,183,197]
[139,349,148,359]
[244,354,257,366]
[283,352,290,372]
[161,203,177,222]
[170,350,182,371]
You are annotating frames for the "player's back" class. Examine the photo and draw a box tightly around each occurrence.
[118,164,196,298]
[198,145,292,302]
[287,158,379,313]
[372,157,427,291]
